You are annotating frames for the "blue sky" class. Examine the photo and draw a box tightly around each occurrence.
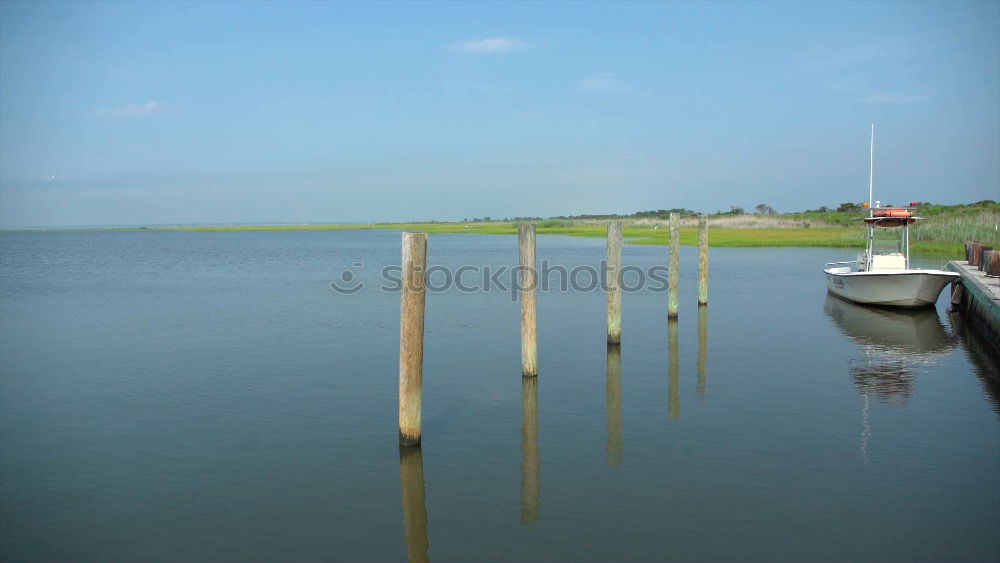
[0,0,997,227]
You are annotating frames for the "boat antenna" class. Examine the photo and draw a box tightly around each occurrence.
[869,123,874,217]
[865,123,875,272]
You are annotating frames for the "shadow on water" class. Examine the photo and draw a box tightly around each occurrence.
[823,293,955,405]
[520,376,540,525]
[399,447,429,563]
[606,345,623,467]
[697,305,707,401]
[668,320,680,420]
[949,309,1000,415]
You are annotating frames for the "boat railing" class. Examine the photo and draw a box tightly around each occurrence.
[825,261,857,274]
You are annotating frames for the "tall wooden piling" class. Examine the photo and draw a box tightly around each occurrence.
[519,223,538,377]
[698,215,709,305]
[399,447,429,563]
[606,345,623,466]
[668,213,680,318]
[668,319,680,420]
[399,232,427,447]
[607,220,623,344]
[521,376,540,524]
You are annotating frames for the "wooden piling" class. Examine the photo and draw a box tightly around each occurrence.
[969,242,983,266]
[668,213,680,318]
[698,215,709,305]
[606,344,623,466]
[520,376,540,524]
[519,224,538,377]
[986,250,1000,277]
[399,232,427,447]
[399,447,429,563]
[607,220,623,344]
[668,319,679,420]
[978,247,994,272]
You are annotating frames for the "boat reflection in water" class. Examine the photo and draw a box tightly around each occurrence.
[825,294,956,462]
[824,294,956,405]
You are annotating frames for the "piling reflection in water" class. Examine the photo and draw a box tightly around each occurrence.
[949,309,1000,415]
[520,376,540,525]
[606,344,623,466]
[824,294,955,405]
[697,306,708,400]
[668,319,680,420]
[399,446,429,563]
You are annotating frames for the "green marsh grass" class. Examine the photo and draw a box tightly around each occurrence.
[12,202,993,257]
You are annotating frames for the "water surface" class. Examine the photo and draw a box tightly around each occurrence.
[1,230,997,561]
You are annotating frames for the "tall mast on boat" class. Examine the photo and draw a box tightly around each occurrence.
[869,123,874,216]
[865,124,875,271]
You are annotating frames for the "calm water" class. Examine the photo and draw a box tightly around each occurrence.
[1,230,997,562]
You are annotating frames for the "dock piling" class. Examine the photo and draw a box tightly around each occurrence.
[519,224,538,377]
[698,215,709,305]
[985,250,1000,277]
[399,232,428,447]
[607,220,623,344]
[978,247,994,272]
[668,213,680,318]
[969,242,983,267]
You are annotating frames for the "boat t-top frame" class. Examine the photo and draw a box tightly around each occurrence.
[856,124,921,272]
[861,209,921,271]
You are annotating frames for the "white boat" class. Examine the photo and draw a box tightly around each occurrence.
[823,125,959,308]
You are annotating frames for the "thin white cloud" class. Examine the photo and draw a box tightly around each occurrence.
[577,72,629,93]
[796,38,933,106]
[860,93,927,104]
[449,37,526,54]
[95,101,166,118]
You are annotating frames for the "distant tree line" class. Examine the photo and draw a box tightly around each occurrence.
[550,208,699,220]
[456,200,996,224]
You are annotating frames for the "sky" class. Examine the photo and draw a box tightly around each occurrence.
[0,0,997,228]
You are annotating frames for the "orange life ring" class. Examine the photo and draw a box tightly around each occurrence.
[864,217,915,227]
[872,209,912,218]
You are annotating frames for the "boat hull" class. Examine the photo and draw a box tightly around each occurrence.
[823,269,960,308]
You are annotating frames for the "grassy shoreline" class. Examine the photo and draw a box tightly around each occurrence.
[138,222,966,255]
[9,204,998,256]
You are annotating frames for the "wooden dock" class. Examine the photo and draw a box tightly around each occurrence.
[947,261,1000,353]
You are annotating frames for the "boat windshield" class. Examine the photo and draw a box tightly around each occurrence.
[872,237,902,255]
